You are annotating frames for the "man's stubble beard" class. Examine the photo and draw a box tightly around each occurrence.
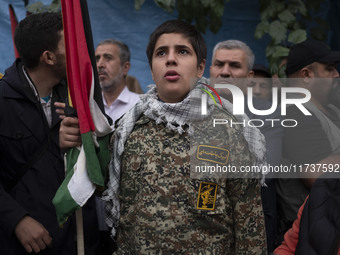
[100,70,124,92]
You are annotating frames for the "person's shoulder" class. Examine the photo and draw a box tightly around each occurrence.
[130,90,141,100]
[285,104,308,116]
[1,60,23,83]
[313,173,340,189]
[125,86,141,100]
[285,104,320,128]
[0,64,19,93]
[212,105,236,118]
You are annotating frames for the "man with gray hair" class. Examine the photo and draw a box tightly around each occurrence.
[95,39,140,124]
[210,39,283,253]
[95,39,140,254]
[210,39,255,82]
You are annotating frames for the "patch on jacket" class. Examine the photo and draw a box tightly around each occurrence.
[196,145,229,165]
[197,182,218,210]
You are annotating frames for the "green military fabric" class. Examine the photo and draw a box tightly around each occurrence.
[115,111,267,254]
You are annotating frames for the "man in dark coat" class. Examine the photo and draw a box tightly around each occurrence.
[0,12,98,254]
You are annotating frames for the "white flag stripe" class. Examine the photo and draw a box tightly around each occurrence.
[67,145,96,206]
[89,70,115,137]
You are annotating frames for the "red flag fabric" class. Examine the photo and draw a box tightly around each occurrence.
[8,4,20,59]
[53,0,113,226]
[61,0,94,134]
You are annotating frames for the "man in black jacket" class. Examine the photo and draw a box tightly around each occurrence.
[0,12,98,254]
[277,39,340,245]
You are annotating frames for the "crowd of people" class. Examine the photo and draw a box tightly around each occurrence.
[0,10,339,255]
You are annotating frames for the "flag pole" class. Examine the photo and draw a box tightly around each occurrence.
[76,209,85,255]
[57,1,113,254]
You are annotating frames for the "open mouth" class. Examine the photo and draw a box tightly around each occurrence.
[165,71,180,81]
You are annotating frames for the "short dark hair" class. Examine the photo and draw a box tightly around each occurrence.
[97,39,130,65]
[146,19,207,68]
[14,12,63,68]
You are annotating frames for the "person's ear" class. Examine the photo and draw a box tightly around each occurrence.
[247,70,254,78]
[197,59,206,78]
[41,50,56,65]
[122,61,131,76]
[301,67,314,82]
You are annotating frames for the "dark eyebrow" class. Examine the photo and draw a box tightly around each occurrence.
[102,53,113,58]
[95,53,113,58]
[229,61,241,66]
[155,44,191,51]
[155,46,168,52]
[175,44,191,49]
[214,59,224,65]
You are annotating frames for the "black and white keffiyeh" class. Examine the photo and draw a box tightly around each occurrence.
[102,77,267,236]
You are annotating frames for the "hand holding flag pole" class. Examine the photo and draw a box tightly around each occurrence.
[53,0,114,254]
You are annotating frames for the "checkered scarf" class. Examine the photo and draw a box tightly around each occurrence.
[102,77,266,236]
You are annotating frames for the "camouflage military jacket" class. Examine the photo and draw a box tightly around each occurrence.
[115,110,267,254]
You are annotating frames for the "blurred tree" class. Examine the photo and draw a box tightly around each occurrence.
[26,0,60,13]
[255,0,328,77]
[135,0,229,33]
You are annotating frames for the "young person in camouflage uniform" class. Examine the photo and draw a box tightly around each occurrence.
[60,20,267,254]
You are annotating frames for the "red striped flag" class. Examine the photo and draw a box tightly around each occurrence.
[53,0,113,226]
[8,4,20,58]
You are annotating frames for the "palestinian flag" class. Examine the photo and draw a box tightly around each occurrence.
[8,4,20,58]
[52,0,113,226]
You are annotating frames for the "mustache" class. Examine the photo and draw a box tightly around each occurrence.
[97,68,107,76]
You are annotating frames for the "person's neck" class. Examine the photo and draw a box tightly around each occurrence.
[103,82,126,106]
[26,66,58,97]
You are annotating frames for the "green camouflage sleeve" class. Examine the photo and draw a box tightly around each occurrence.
[227,178,267,254]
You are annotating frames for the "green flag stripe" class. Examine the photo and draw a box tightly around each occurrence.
[52,165,80,226]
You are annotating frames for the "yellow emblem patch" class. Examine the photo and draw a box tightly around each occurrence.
[197,182,218,210]
[196,145,229,165]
